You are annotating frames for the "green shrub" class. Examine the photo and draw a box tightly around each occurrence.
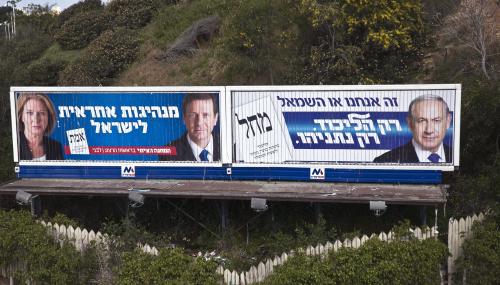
[263,238,447,285]
[0,129,14,182]
[118,248,218,285]
[0,210,97,284]
[103,0,157,29]
[216,0,305,84]
[13,58,67,86]
[54,0,103,29]
[454,215,500,284]
[55,9,107,50]
[59,28,140,85]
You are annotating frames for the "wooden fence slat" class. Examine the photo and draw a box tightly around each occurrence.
[266,258,273,275]
[325,241,333,253]
[257,262,266,282]
[343,238,352,248]
[306,245,313,256]
[250,266,257,284]
[88,230,96,242]
[465,216,472,239]
[379,231,388,241]
[232,270,239,285]
[318,243,325,257]
[58,224,66,239]
[387,231,394,242]
[360,235,369,245]
[240,272,246,285]
[333,240,342,252]
[281,253,288,263]
[244,270,251,284]
[273,256,280,266]
[224,269,231,284]
[352,237,361,249]
[414,227,423,240]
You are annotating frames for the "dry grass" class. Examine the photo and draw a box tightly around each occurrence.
[116,46,229,86]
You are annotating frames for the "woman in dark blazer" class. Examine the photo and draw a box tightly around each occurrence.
[17,93,63,160]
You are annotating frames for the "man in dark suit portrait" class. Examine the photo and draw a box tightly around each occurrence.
[160,93,220,162]
[373,95,452,163]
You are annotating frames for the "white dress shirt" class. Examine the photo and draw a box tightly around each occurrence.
[187,135,214,162]
[412,139,446,163]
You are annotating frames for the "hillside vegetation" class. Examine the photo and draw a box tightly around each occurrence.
[0,0,499,283]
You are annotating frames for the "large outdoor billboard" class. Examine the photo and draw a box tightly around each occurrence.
[230,85,460,169]
[10,85,460,182]
[11,87,225,165]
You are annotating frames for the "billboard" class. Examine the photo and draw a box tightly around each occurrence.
[11,87,225,165]
[10,85,460,182]
[231,85,460,168]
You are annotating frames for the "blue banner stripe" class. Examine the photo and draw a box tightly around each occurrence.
[18,166,441,184]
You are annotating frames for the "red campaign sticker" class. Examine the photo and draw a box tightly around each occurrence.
[65,146,176,155]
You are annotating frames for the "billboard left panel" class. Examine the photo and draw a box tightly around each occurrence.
[11,88,223,165]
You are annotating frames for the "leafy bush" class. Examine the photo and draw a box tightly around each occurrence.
[0,129,14,182]
[118,248,219,285]
[0,210,97,284]
[54,0,103,30]
[103,0,157,29]
[447,81,500,216]
[216,0,305,84]
[263,238,447,285]
[55,9,107,50]
[13,58,67,86]
[59,28,140,85]
[454,215,500,284]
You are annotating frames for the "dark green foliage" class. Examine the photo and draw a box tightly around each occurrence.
[17,4,57,34]
[54,0,103,29]
[0,210,98,284]
[13,58,66,86]
[299,0,426,84]
[263,238,447,285]
[453,215,500,284]
[0,129,14,182]
[447,81,500,216]
[220,215,340,271]
[118,248,218,285]
[59,28,140,85]
[55,9,107,50]
[104,0,157,29]
[218,0,306,84]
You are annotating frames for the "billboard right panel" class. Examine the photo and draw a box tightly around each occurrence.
[231,85,460,168]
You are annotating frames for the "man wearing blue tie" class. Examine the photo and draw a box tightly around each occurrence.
[373,95,453,163]
[160,93,220,162]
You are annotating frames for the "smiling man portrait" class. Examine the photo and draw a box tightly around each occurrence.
[373,94,453,163]
[159,93,220,162]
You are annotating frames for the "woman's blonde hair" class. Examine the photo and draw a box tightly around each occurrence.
[17,93,57,135]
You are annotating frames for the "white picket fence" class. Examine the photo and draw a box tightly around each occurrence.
[217,226,439,285]
[0,214,485,285]
[447,213,484,284]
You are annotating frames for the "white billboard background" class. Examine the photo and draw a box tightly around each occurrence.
[232,88,458,165]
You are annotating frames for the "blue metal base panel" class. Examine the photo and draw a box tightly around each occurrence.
[18,166,442,184]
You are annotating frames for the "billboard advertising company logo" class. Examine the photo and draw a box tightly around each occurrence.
[310,167,325,180]
[121,165,136,178]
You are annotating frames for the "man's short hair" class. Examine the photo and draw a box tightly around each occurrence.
[407,94,450,120]
[182,93,218,114]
